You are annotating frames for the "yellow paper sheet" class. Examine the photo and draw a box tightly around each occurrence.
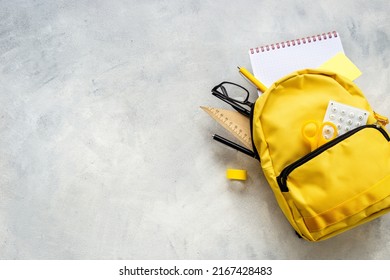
[318,52,362,81]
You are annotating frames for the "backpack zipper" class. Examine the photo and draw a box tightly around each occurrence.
[277,124,390,192]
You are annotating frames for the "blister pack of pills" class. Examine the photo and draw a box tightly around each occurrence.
[323,100,369,136]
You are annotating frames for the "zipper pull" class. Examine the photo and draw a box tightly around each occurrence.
[374,112,389,127]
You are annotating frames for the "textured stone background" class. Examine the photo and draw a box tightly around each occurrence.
[1,0,389,259]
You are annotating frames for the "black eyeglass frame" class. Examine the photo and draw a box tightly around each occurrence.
[211,81,254,117]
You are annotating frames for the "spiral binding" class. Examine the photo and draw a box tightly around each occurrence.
[250,31,338,54]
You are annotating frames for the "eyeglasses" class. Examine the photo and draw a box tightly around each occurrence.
[211,82,254,117]
[210,81,259,160]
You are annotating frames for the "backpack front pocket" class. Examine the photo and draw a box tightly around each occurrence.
[277,125,390,234]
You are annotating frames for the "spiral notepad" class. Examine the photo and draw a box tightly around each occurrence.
[249,31,344,87]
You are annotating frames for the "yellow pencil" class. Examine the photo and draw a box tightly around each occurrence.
[238,66,267,93]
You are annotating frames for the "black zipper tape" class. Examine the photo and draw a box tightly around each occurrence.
[276,124,390,192]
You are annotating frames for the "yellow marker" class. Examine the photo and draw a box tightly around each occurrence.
[238,66,267,93]
[226,169,247,181]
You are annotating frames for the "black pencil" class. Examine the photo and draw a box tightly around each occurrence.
[213,134,257,158]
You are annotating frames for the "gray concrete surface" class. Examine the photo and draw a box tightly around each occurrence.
[1,0,389,259]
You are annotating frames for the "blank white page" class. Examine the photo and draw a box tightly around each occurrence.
[249,31,344,87]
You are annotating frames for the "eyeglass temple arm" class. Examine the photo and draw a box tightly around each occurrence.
[211,92,251,117]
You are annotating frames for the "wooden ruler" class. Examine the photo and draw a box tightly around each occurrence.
[201,106,253,150]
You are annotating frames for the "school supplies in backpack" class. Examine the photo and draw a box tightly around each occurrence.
[204,68,390,241]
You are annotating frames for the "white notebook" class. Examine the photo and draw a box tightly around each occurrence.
[249,31,344,87]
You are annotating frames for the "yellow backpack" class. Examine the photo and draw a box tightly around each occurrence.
[252,69,390,241]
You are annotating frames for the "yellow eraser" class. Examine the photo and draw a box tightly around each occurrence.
[226,169,247,181]
[318,52,362,81]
